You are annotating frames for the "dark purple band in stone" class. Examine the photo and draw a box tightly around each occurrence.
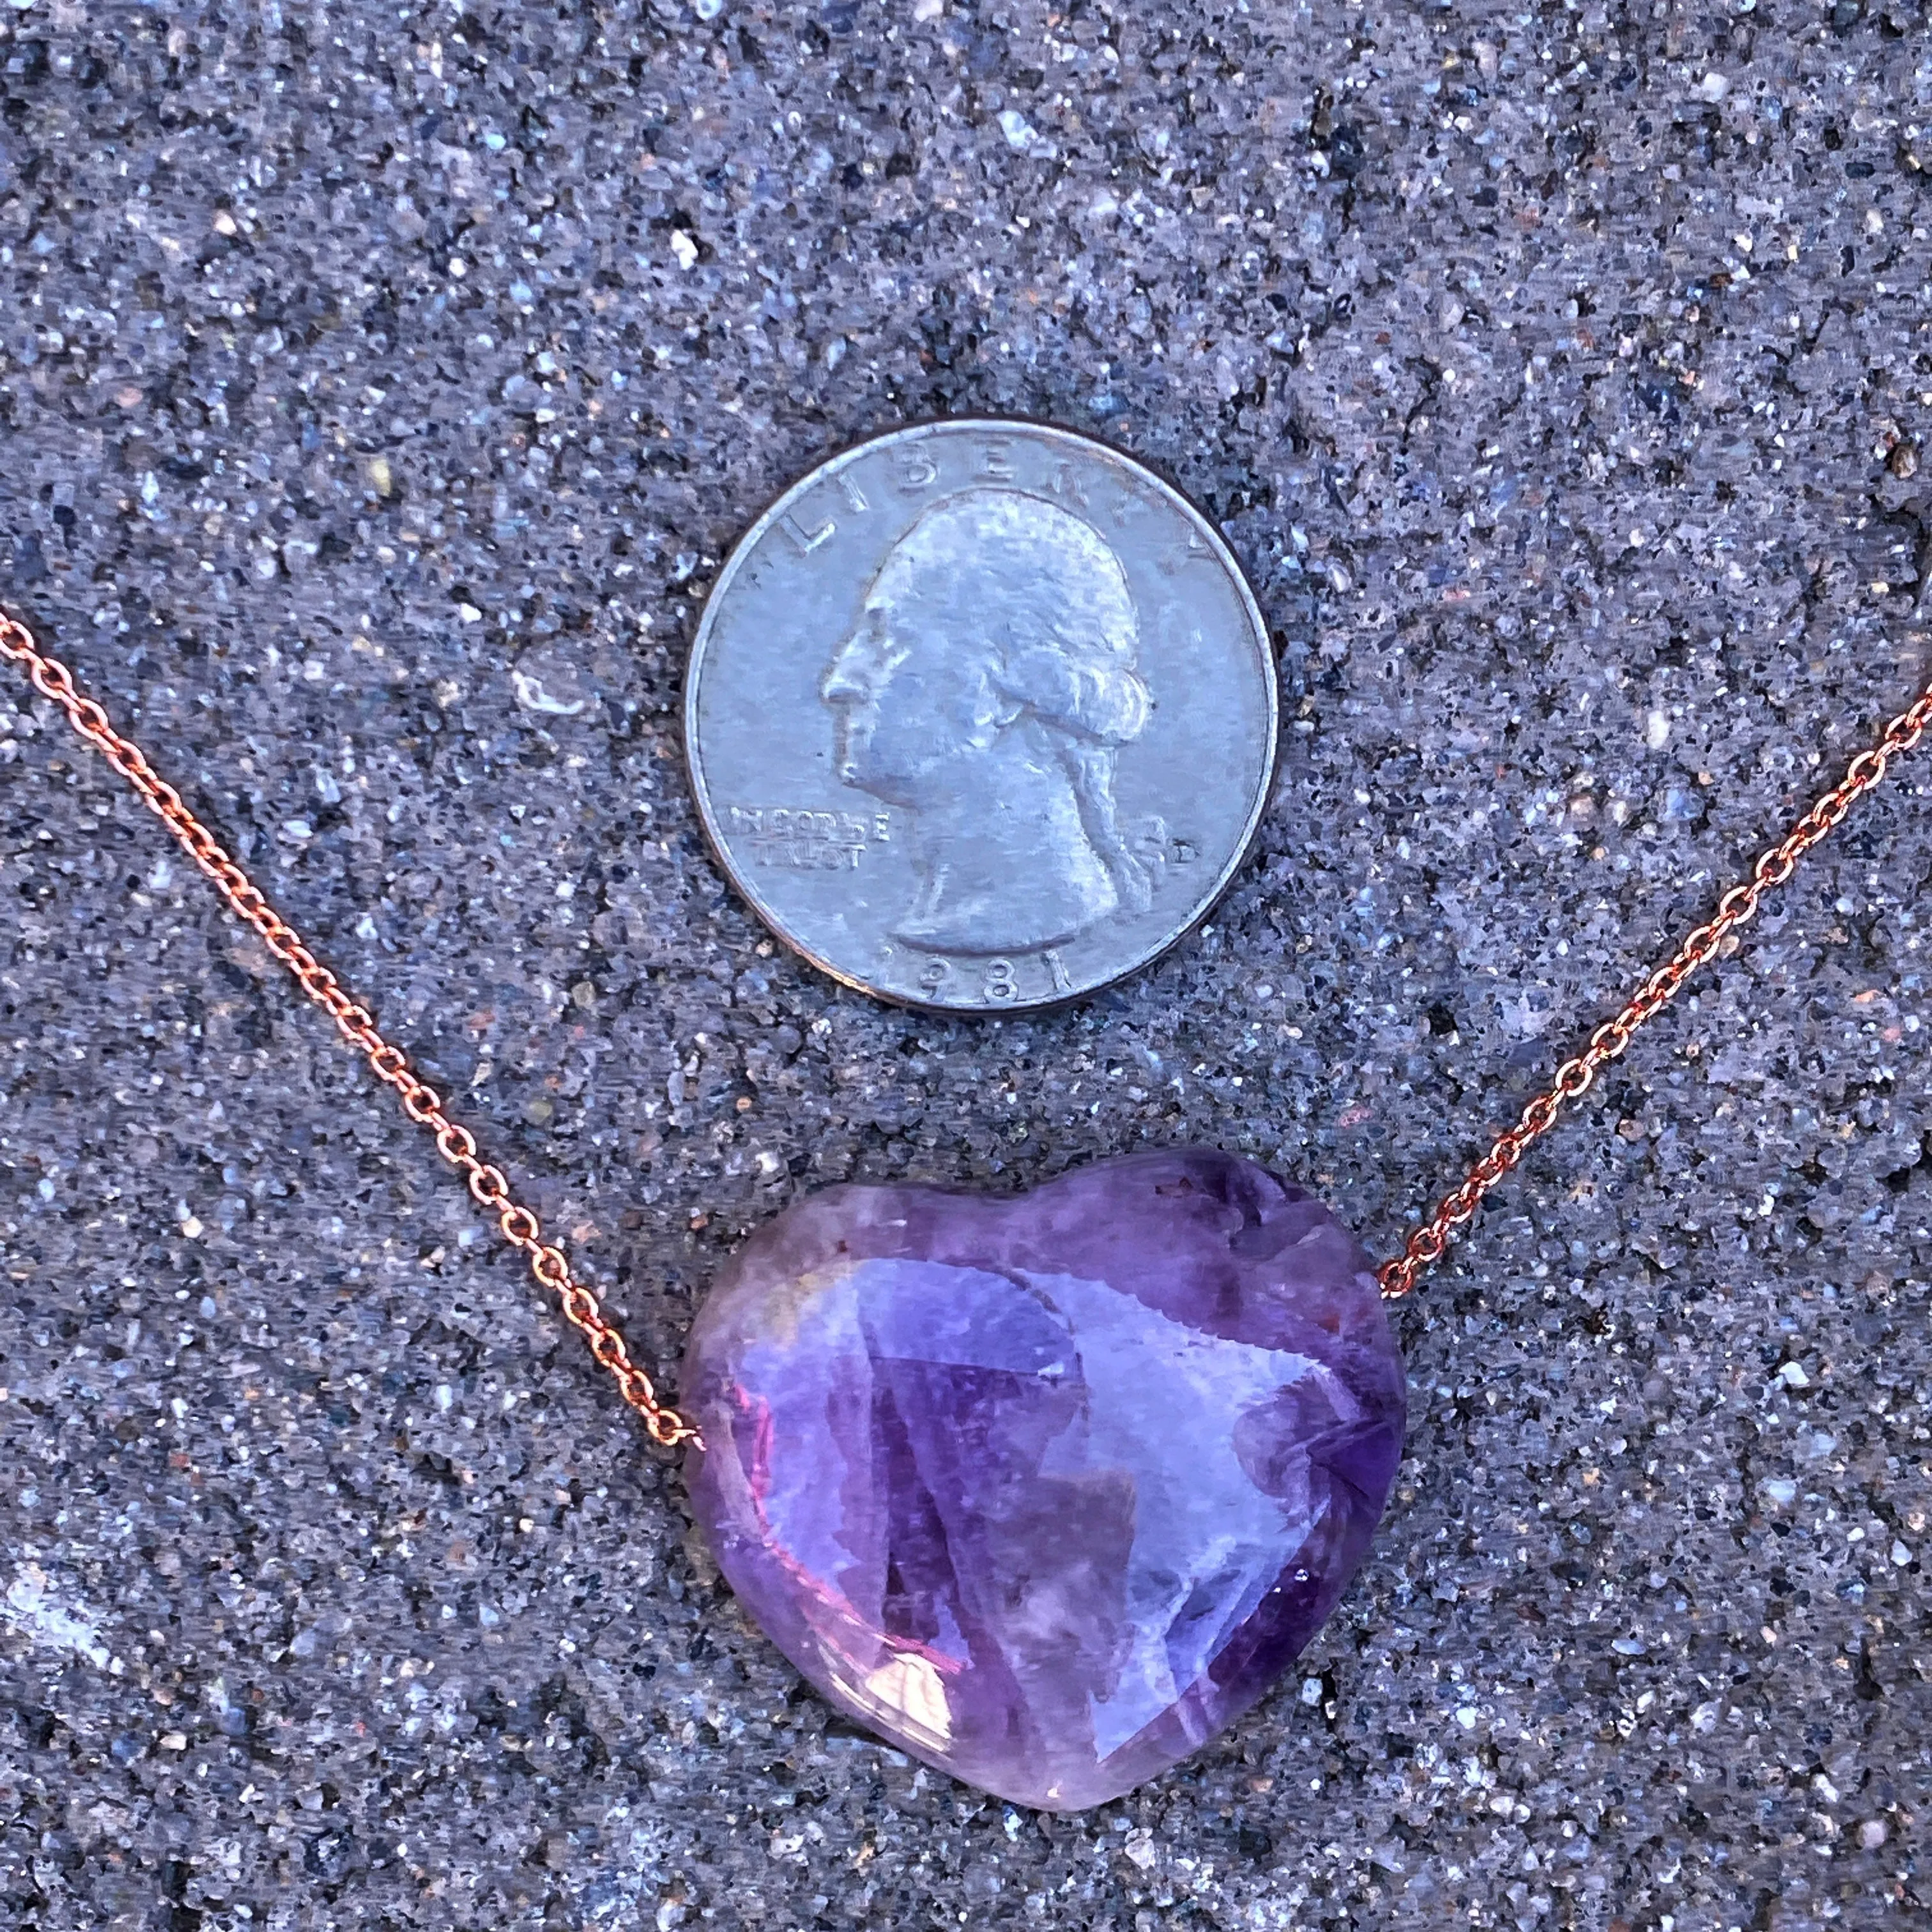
[681,1148,1406,1811]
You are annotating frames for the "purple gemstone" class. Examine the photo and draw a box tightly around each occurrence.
[681,1149,1406,1810]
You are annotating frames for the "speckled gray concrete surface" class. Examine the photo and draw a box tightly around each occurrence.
[1,2,1929,1927]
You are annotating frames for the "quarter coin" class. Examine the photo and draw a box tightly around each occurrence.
[684,420,1278,1012]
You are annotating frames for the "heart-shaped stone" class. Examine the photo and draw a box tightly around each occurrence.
[682,1148,1406,1810]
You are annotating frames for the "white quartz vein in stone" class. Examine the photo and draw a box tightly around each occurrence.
[1020,1269,1347,1761]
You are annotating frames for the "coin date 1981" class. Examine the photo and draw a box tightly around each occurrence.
[917,949,1077,1004]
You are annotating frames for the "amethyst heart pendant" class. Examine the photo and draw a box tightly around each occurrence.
[680,1149,1406,1809]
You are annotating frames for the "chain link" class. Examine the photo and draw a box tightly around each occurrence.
[1378,673,1932,1300]
[8,607,1930,1341]
[1,612,702,1450]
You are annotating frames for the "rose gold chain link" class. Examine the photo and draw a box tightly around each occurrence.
[1379,674,1932,1300]
[1,611,701,1450]
[10,608,1929,1339]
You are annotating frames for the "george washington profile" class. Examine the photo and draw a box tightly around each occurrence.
[819,490,1154,956]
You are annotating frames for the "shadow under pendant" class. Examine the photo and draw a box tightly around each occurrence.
[680,1149,1406,1810]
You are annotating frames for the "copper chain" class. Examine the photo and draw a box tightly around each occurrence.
[7,611,1931,1363]
[1378,673,1932,1300]
[0,612,700,1449]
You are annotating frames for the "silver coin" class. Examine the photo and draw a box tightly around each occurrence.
[684,420,1279,1013]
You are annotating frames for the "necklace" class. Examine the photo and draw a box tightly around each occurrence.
[6,544,1930,1813]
